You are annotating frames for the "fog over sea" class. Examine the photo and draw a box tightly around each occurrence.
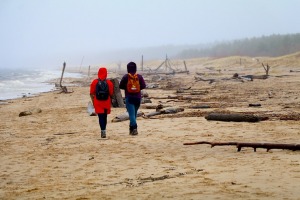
[0,68,83,101]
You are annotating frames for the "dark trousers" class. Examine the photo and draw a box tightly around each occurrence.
[97,112,107,131]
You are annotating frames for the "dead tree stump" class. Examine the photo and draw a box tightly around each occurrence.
[111,78,125,108]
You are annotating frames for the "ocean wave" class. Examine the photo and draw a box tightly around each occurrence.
[0,68,83,100]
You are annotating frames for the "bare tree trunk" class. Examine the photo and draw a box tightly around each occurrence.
[262,63,271,76]
[59,62,66,88]
[183,60,188,74]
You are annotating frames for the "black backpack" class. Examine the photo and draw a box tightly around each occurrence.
[96,79,109,100]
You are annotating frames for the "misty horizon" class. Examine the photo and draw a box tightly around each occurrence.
[1,0,300,69]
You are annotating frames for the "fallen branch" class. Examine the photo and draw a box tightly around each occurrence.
[152,95,206,101]
[290,69,300,73]
[249,103,261,107]
[54,132,78,135]
[166,70,189,75]
[176,90,208,96]
[194,76,217,84]
[183,141,300,152]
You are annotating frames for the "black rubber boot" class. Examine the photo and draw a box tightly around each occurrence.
[130,125,138,136]
[132,129,138,135]
[129,126,134,135]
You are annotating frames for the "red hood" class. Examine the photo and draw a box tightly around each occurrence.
[98,67,107,80]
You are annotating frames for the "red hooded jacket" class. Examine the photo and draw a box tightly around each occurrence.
[90,68,114,114]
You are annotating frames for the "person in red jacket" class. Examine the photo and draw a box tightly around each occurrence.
[90,67,114,138]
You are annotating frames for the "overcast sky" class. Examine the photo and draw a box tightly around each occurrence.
[0,0,300,69]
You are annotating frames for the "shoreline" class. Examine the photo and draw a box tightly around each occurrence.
[0,68,86,102]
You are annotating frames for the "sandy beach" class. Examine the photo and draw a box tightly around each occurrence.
[1,54,300,199]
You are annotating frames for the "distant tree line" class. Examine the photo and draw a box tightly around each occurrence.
[176,33,300,58]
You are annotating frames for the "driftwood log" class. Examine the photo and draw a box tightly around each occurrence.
[194,76,217,84]
[151,95,179,100]
[19,108,42,117]
[290,69,300,73]
[152,95,205,101]
[166,70,189,75]
[140,104,174,110]
[176,87,192,93]
[144,107,184,118]
[146,83,159,89]
[249,103,261,107]
[183,141,300,152]
[176,90,208,96]
[189,105,211,109]
[241,75,268,80]
[112,111,144,122]
[205,113,262,122]
[194,76,244,83]
[141,98,152,104]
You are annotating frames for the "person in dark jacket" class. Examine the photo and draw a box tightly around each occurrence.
[119,62,146,135]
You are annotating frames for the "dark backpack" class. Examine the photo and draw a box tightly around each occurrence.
[96,79,109,100]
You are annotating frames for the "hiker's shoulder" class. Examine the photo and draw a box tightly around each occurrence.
[91,78,98,84]
[121,74,129,79]
[106,79,114,85]
[137,74,144,79]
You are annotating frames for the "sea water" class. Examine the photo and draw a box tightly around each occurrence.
[0,68,83,101]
